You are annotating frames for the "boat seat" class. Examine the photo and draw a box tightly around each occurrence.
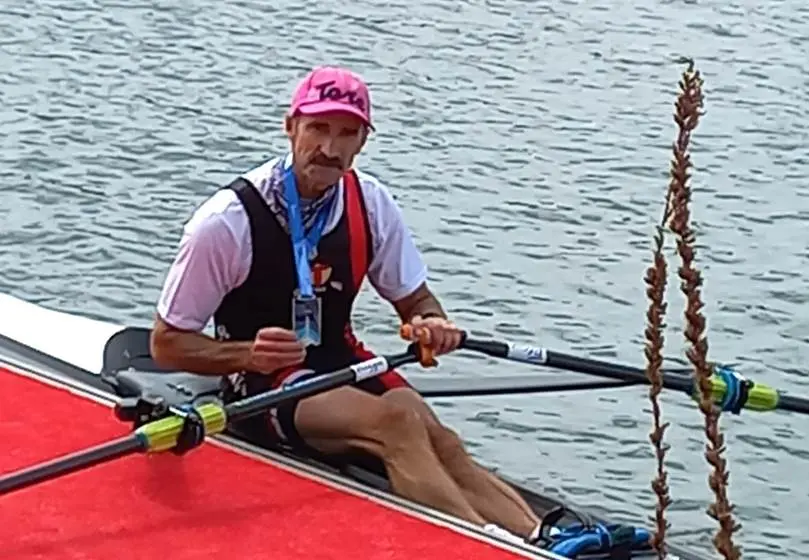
[102,326,225,408]
[111,369,225,407]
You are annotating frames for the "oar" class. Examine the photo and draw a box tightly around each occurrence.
[0,346,423,496]
[412,372,638,398]
[455,336,809,415]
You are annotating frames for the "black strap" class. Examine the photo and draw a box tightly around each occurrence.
[227,178,279,283]
[172,406,207,455]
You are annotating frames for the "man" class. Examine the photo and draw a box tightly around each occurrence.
[150,65,543,545]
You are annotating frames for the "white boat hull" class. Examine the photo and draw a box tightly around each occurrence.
[0,293,124,375]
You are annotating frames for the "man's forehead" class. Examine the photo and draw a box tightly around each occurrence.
[298,113,365,129]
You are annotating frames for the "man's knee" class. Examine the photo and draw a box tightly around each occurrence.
[427,423,469,465]
[378,388,469,463]
[375,401,432,456]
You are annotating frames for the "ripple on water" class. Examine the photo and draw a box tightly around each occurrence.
[2,0,809,557]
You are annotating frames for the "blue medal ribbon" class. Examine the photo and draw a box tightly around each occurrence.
[282,160,335,298]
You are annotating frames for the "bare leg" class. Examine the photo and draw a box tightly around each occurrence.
[292,386,487,525]
[383,388,541,538]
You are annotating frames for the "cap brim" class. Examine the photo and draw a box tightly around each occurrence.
[296,102,374,130]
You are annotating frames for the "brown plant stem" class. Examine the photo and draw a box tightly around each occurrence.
[667,59,742,560]
[642,77,683,560]
[643,219,672,559]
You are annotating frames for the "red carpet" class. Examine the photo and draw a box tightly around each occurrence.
[0,366,523,560]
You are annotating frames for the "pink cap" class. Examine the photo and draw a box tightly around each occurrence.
[288,66,374,130]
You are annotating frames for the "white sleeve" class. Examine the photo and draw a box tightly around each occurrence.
[156,197,250,332]
[364,180,428,302]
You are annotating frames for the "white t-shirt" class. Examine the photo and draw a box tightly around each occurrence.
[156,156,429,332]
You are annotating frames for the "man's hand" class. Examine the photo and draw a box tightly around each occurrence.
[248,327,306,373]
[403,315,464,356]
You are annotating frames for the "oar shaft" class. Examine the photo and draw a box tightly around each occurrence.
[545,349,696,393]
[226,352,418,422]
[460,335,808,415]
[773,393,809,415]
[0,435,143,496]
[413,373,636,398]
[462,337,695,392]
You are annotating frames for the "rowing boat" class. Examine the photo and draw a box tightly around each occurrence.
[0,292,704,559]
[0,292,705,559]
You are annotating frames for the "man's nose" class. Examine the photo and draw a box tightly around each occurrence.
[318,137,339,158]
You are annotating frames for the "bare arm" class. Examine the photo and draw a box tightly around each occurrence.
[392,282,447,323]
[150,194,253,376]
[150,316,252,376]
[362,179,449,325]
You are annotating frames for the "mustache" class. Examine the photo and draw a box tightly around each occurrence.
[309,154,342,168]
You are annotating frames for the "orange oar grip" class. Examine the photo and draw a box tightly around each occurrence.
[399,324,436,367]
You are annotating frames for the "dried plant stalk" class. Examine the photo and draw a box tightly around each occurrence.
[644,221,672,558]
[642,92,679,560]
[667,59,742,560]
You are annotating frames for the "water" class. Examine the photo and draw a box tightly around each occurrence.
[2,0,809,557]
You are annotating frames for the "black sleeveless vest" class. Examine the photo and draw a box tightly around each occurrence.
[213,170,372,396]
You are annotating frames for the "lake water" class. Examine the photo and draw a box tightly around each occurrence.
[2,0,809,557]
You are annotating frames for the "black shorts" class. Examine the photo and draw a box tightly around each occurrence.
[234,351,411,450]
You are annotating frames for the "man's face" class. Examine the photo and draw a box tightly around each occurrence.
[286,113,367,195]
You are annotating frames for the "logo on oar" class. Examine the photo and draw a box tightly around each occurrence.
[508,344,547,365]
